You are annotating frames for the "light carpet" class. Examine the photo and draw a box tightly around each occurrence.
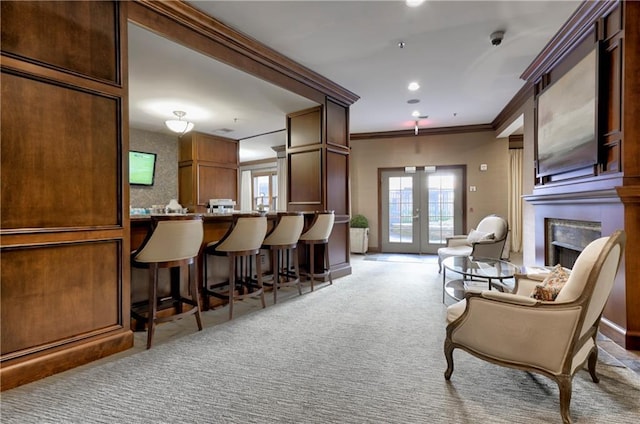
[2,258,639,423]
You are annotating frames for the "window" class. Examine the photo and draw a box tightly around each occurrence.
[252,172,277,210]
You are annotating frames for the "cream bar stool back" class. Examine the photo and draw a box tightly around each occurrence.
[202,214,267,319]
[261,212,305,303]
[299,211,335,291]
[131,215,204,349]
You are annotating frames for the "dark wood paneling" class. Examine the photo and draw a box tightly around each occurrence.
[0,0,131,390]
[327,151,348,215]
[197,165,237,205]
[178,164,194,207]
[1,72,119,230]
[288,107,321,148]
[0,1,118,83]
[326,100,347,147]
[289,150,322,205]
[1,241,120,356]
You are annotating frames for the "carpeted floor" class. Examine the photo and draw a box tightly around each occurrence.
[2,257,639,423]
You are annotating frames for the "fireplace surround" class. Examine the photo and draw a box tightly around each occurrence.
[546,218,601,269]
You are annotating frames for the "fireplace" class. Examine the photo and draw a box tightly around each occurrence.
[546,218,601,268]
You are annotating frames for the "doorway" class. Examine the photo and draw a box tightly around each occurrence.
[380,166,465,254]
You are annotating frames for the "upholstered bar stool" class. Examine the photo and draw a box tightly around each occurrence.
[299,210,335,291]
[202,213,267,319]
[131,215,204,349]
[261,212,304,304]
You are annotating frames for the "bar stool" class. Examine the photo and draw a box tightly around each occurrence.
[202,213,267,319]
[261,212,304,304]
[131,215,204,349]
[299,210,335,291]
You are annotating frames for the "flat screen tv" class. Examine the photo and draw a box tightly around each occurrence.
[536,48,597,177]
[129,150,157,186]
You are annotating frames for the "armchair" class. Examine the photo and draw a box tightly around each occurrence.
[437,214,509,273]
[443,230,626,424]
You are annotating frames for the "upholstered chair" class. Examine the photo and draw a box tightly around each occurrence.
[202,214,267,319]
[131,215,204,349]
[261,212,305,303]
[437,214,509,273]
[444,230,626,424]
[299,211,335,291]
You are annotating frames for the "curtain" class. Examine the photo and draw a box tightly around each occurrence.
[508,149,523,252]
[276,155,287,211]
[241,170,252,211]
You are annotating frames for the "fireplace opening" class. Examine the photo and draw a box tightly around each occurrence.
[546,219,601,268]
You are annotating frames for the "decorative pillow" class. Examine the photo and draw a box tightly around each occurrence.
[466,229,495,244]
[530,264,569,301]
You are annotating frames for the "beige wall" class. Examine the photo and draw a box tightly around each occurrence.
[350,130,509,250]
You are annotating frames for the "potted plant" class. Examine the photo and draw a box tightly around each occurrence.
[350,214,369,254]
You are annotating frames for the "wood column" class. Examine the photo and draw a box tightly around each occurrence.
[0,0,133,390]
[287,99,351,279]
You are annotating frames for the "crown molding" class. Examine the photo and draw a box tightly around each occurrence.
[521,0,618,83]
[350,124,494,141]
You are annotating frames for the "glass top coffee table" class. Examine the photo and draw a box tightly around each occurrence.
[442,256,520,302]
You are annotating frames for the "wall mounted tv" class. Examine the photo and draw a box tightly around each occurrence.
[129,150,157,186]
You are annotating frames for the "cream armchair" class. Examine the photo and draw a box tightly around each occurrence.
[443,230,626,424]
[437,214,509,273]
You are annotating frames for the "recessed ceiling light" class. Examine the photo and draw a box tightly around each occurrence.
[407,99,420,104]
[406,0,425,7]
[408,82,420,91]
[412,110,420,118]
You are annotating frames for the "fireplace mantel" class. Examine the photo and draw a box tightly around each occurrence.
[523,186,633,348]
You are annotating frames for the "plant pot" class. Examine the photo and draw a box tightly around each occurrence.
[350,227,369,254]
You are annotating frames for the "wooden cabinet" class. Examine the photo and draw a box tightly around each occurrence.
[178,132,238,212]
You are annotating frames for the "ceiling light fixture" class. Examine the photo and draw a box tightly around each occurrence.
[406,0,425,7]
[408,82,420,91]
[165,110,194,135]
[412,110,421,118]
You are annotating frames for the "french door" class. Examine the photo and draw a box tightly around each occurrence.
[380,167,464,254]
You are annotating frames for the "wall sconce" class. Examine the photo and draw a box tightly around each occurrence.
[165,110,194,135]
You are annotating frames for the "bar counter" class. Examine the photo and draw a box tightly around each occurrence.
[129,212,319,327]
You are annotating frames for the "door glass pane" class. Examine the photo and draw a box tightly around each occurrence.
[388,176,413,243]
[427,174,455,243]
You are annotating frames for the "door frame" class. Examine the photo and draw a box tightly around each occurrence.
[377,166,467,253]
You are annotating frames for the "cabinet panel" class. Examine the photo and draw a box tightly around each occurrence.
[197,135,237,165]
[289,150,321,204]
[327,150,348,215]
[1,72,119,230]
[178,164,194,207]
[0,1,118,83]
[288,107,321,148]
[326,100,348,147]
[197,165,237,205]
[1,241,121,356]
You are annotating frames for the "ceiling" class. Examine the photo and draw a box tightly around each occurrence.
[128,0,582,162]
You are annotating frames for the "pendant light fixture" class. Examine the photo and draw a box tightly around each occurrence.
[165,110,194,135]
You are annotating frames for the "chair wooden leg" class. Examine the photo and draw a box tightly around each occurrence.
[557,375,573,424]
[444,338,455,380]
[189,262,203,331]
[324,242,332,285]
[588,348,600,383]
[228,255,236,320]
[293,248,302,295]
[272,248,279,304]
[147,264,158,349]
[309,243,315,291]
[256,252,266,309]
[202,253,210,311]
